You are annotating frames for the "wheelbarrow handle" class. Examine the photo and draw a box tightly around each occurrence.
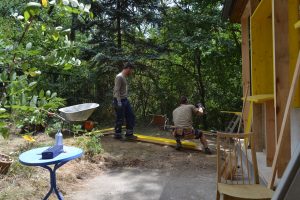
[41,109,67,122]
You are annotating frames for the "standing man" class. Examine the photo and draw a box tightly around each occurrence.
[113,62,137,140]
[172,96,211,154]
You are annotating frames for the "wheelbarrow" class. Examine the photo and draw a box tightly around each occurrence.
[59,103,99,122]
[48,103,99,133]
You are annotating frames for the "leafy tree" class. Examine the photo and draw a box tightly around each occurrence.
[1,0,243,135]
[0,0,92,138]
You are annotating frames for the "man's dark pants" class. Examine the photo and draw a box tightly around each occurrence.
[113,98,135,137]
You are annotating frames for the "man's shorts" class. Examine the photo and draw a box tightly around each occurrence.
[172,128,203,139]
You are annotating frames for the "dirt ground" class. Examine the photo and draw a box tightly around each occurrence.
[0,127,217,200]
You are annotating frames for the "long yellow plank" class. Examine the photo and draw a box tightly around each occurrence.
[90,126,125,135]
[89,128,202,151]
[220,111,242,116]
[135,134,202,151]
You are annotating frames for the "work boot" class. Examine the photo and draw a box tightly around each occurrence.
[114,134,123,140]
[204,147,212,155]
[175,140,182,150]
[124,134,138,140]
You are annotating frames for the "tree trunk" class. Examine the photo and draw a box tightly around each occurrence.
[194,48,207,129]
[116,0,122,50]
[70,14,78,41]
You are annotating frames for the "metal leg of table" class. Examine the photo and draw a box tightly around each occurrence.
[41,161,68,200]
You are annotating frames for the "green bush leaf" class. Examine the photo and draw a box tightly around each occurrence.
[63,63,72,70]
[39,89,45,98]
[52,32,59,41]
[21,93,27,106]
[1,71,8,82]
[51,92,57,98]
[11,105,35,111]
[10,72,16,81]
[41,24,46,32]
[30,95,38,107]
[24,10,31,21]
[0,113,10,119]
[29,81,37,87]
[89,12,94,19]
[46,90,51,97]
[25,2,42,18]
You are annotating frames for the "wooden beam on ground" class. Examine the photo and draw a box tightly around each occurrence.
[94,128,203,151]
[268,51,300,189]
[134,134,202,151]
[272,0,291,178]
[90,127,125,135]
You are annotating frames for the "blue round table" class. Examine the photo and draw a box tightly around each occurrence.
[19,146,83,200]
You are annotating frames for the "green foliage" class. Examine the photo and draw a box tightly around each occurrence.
[0,0,243,134]
[0,0,92,138]
[76,134,102,157]
[128,0,242,129]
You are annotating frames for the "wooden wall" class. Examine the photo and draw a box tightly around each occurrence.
[250,0,273,96]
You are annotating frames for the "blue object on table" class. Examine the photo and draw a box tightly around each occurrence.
[42,145,64,159]
[19,146,83,200]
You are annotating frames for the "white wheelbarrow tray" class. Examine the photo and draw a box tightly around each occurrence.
[59,103,99,122]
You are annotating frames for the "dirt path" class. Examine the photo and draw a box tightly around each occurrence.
[0,128,217,200]
[65,134,217,200]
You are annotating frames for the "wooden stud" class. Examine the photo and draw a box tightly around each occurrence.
[238,84,249,133]
[264,100,276,166]
[268,51,300,189]
[252,104,264,152]
[272,0,291,178]
[251,132,260,184]
[241,3,251,132]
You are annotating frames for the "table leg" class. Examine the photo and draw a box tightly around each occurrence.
[41,161,68,200]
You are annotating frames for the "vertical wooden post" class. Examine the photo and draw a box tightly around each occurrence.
[264,100,276,166]
[272,0,291,177]
[251,133,260,184]
[253,104,264,151]
[241,5,251,131]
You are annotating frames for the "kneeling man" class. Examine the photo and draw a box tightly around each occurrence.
[172,96,211,154]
